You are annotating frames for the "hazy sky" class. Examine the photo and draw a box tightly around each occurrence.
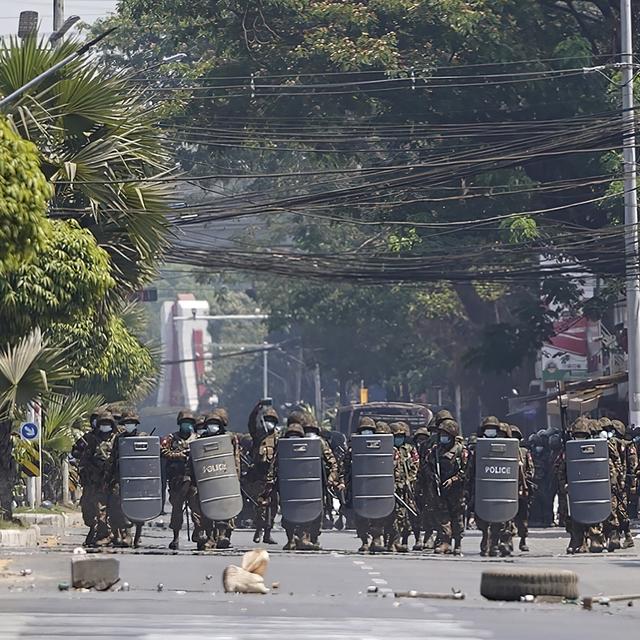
[0,1,118,37]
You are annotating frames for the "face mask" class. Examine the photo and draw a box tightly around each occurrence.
[195,428,206,437]
[359,429,374,435]
[439,434,451,446]
[264,420,277,433]
[393,436,405,447]
[179,422,194,435]
[483,428,498,438]
[206,424,221,435]
[305,432,319,439]
[99,424,112,434]
[535,446,544,453]
[123,423,137,434]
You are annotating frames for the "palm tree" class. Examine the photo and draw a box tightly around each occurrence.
[0,330,73,521]
[13,393,104,502]
[0,36,175,297]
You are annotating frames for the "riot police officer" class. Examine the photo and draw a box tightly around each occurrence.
[161,410,197,550]
[510,425,534,552]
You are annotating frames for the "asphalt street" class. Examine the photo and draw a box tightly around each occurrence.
[1,520,639,639]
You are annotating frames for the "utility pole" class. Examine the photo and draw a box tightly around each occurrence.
[53,0,64,32]
[314,363,322,423]
[621,0,640,427]
[262,343,269,399]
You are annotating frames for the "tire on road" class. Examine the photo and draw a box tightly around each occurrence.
[480,568,579,601]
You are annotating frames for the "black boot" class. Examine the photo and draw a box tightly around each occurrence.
[168,532,179,550]
[263,528,277,544]
[253,529,262,544]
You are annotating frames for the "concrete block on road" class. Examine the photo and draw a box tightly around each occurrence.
[0,526,40,548]
[71,557,120,591]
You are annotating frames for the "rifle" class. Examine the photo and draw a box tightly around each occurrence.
[434,447,442,498]
[557,381,569,444]
[394,491,419,518]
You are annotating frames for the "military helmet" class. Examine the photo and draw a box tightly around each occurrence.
[481,416,501,429]
[597,416,613,430]
[375,421,391,434]
[570,416,591,437]
[610,419,625,437]
[284,422,304,438]
[177,410,196,425]
[287,410,307,426]
[390,421,410,437]
[262,407,279,423]
[434,409,454,426]
[548,432,563,451]
[96,410,116,427]
[413,426,430,439]
[195,415,205,430]
[210,407,229,427]
[509,424,523,440]
[358,416,376,430]
[498,422,512,438]
[467,433,478,446]
[438,419,459,438]
[119,410,140,425]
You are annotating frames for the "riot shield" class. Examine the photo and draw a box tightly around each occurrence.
[566,439,612,525]
[351,434,395,519]
[190,434,243,521]
[118,436,163,523]
[278,437,323,524]
[474,438,519,523]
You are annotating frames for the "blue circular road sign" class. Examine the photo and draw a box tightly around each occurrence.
[20,422,39,441]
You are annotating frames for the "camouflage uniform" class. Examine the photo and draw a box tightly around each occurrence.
[71,413,99,545]
[346,417,387,552]
[422,419,467,555]
[387,422,419,552]
[621,426,638,547]
[187,408,241,550]
[511,425,535,551]
[161,410,197,550]
[468,417,513,557]
[246,403,279,544]
[610,420,637,549]
[265,416,340,551]
[107,412,147,548]
[78,412,117,547]
[599,418,623,551]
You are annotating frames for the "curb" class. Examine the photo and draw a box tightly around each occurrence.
[0,525,40,548]
[16,513,65,529]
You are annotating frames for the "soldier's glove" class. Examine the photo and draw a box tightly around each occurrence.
[336,483,346,493]
[441,478,454,491]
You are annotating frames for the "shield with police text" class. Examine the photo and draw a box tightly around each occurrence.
[118,436,163,523]
[278,437,323,524]
[474,438,519,523]
[191,434,243,521]
[566,439,612,525]
[351,434,395,519]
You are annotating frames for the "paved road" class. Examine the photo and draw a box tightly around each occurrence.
[1,521,639,639]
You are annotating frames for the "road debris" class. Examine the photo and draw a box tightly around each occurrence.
[394,589,465,601]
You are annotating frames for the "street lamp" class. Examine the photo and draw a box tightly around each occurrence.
[49,15,81,45]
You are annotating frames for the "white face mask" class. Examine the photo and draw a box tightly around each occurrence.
[483,428,498,438]
[359,429,374,436]
[123,423,137,434]
[195,428,206,437]
[206,424,220,435]
[99,424,112,434]
[305,432,319,439]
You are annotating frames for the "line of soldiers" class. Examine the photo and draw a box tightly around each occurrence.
[556,415,638,553]
[71,409,147,548]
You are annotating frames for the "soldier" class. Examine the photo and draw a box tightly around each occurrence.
[346,417,387,552]
[71,412,100,546]
[598,417,623,552]
[246,401,280,544]
[511,425,535,552]
[468,417,513,557]
[529,433,553,526]
[301,414,342,550]
[187,408,240,550]
[387,421,419,552]
[422,418,467,555]
[78,411,117,547]
[107,411,146,548]
[161,410,197,550]
[611,419,636,549]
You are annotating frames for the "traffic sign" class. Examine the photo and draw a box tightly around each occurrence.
[20,422,39,441]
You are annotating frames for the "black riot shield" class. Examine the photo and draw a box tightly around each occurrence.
[278,437,323,524]
[351,434,395,520]
[118,436,163,523]
[566,439,612,525]
[190,434,243,521]
[474,438,519,523]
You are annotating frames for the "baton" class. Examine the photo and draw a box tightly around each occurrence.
[184,502,190,540]
[241,486,260,508]
[394,492,419,518]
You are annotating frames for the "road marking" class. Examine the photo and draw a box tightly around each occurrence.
[360,564,373,570]
[368,571,381,576]
[0,613,491,640]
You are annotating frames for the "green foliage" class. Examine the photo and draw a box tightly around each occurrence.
[0,219,114,343]
[0,117,51,269]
